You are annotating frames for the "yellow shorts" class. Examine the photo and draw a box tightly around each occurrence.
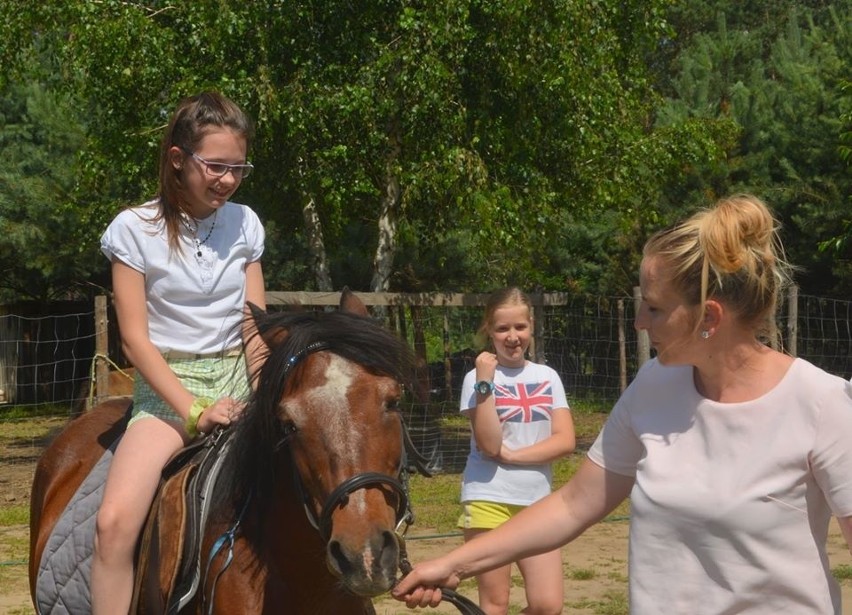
[458,500,526,530]
[129,355,250,427]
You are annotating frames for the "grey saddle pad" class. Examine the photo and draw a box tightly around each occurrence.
[35,435,120,615]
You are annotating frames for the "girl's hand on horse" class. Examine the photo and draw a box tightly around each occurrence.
[197,397,245,434]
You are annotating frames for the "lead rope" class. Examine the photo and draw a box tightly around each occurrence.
[394,460,483,615]
[395,537,485,615]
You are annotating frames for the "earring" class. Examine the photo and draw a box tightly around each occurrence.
[700,330,710,339]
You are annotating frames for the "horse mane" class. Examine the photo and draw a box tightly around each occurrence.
[213,309,414,542]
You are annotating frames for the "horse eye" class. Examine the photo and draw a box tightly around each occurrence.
[385,399,400,412]
[282,421,298,437]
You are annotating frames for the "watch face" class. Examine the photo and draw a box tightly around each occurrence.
[475,380,493,395]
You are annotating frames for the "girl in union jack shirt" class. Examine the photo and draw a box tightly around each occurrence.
[457,287,576,615]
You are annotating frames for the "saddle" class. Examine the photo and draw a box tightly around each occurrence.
[131,427,235,615]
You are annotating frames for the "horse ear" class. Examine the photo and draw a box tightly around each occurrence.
[339,286,370,317]
[248,301,290,348]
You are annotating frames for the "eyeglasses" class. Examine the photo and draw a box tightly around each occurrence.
[179,146,254,179]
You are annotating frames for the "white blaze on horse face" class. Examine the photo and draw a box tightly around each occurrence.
[291,355,370,511]
[318,355,372,513]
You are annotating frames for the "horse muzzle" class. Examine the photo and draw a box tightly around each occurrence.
[327,526,400,596]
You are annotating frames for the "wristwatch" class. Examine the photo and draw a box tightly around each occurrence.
[474,380,495,396]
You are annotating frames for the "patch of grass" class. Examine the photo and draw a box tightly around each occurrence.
[569,398,613,414]
[833,564,852,580]
[438,413,468,429]
[0,404,69,421]
[0,526,28,560]
[570,404,610,443]
[408,472,462,534]
[568,567,596,580]
[592,591,629,615]
[0,506,29,527]
[570,591,629,615]
[0,415,64,440]
[552,454,584,487]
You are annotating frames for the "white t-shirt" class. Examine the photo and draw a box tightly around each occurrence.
[459,362,570,506]
[589,358,852,614]
[100,200,265,355]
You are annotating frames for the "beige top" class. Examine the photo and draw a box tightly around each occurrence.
[590,358,852,614]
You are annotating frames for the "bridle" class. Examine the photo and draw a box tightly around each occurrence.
[207,339,484,615]
[274,341,418,543]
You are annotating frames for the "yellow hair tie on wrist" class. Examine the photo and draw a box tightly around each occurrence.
[186,396,214,438]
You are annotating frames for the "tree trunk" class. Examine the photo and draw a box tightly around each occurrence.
[370,118,402,294]
[299,159,333,292]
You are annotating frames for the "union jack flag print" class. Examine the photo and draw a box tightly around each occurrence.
[495,382,554,423]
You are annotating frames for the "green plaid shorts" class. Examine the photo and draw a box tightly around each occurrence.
[129,355,251,427]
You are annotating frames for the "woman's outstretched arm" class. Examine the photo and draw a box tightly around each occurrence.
[392,458,634,608]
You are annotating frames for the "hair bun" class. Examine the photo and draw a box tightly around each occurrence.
[699,195,777,275]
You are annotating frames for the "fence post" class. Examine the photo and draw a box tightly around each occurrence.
[531,293,544,363]
[95,295,109,407]
[786,285,798,357]
[407,305,428,403]
[617,299,627,392]
[442,308,452,402]
[633,286,650,368]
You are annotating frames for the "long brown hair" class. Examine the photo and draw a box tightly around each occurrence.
[156,92,254,252]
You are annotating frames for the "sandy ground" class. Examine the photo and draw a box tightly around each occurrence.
[6,518,847,614]
[373,519,631,614]
[372,518,852,614]
[2,520,634,615]
[2,418,852,614]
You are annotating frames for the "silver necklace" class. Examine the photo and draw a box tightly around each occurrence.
[180,210,218,257]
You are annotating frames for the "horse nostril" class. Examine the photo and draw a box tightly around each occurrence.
[381,530,397,550]
[376,530,399,572]
[327,539,354,577]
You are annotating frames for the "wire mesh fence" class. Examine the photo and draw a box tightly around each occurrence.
[2,289,849,474]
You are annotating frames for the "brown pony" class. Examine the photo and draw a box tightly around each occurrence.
[30,291,419,614]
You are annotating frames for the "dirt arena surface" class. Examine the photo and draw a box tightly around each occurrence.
[2,417,852,614]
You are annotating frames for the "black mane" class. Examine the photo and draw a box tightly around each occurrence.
[213,309,414,535]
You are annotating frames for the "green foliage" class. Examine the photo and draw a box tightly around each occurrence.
[656,1,852,296]
[6,0,843,300]
[821,78,852,258]
[0,80,104,301]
